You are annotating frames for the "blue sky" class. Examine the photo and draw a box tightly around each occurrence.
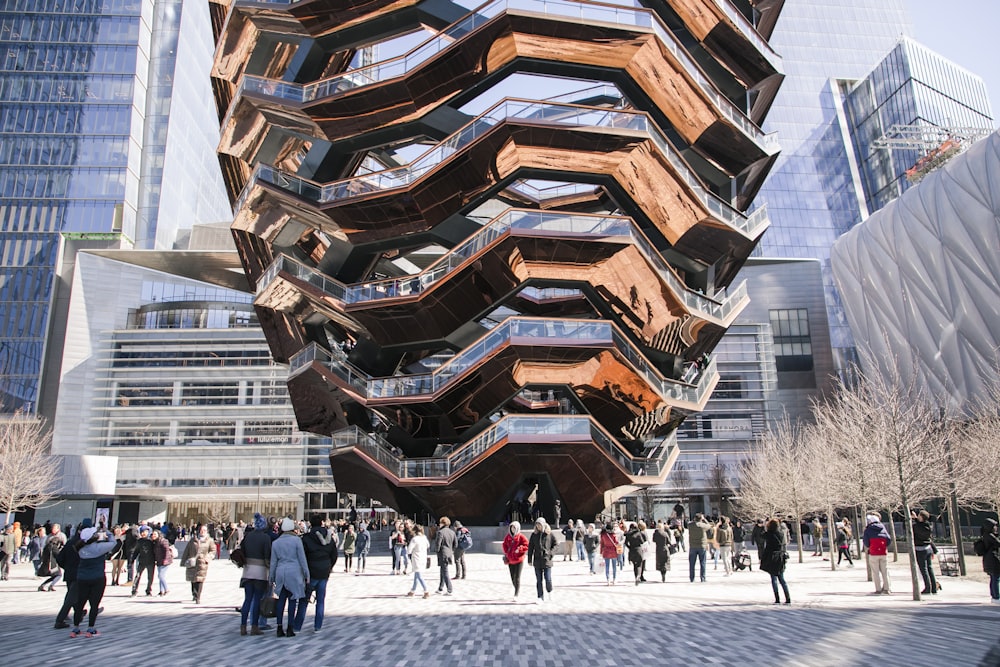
[908,0,1000,125]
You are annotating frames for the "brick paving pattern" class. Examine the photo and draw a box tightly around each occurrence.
[2,548,999,666]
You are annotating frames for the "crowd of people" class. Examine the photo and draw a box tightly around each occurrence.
[7,504,1000,638]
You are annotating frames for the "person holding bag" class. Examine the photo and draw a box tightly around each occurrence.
[405,524,430,598]
[760,519,790,604]
[181,525,215,604]
[239,513,272,636]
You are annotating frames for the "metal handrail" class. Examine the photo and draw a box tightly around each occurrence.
[236,99,767,239]
[330,415,678,479]
[256,208,749,323]
[288,316,718,408]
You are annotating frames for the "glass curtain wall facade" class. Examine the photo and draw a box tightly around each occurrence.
[53,251,338,523]
[0,0,230,414]
[754,0,914,373]
[842,38,993,214]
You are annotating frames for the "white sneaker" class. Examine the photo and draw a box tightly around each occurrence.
[991,598,1000,604]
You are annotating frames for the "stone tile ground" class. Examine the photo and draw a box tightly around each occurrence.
[1,548,999,666]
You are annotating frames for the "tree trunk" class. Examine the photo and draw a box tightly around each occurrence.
[854,506,870,581]
[828,506,838,571]
[794,515,804,564]
[888,514,899,562]
[901,497,921,601]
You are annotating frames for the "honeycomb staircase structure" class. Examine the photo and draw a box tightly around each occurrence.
[210,0,782,522]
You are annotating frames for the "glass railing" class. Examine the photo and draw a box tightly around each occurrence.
[234,0,773,152]
[237,98,763,238]
[256,208,748,323]
[713,0,782,71]
[289,315,717,406]
[330,414,678,479]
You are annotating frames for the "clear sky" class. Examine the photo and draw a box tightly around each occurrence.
[908,0,1000,125]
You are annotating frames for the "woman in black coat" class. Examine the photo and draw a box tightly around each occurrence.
[624,521,649,585]
[760,519,790,604]
[981,518,1000,602]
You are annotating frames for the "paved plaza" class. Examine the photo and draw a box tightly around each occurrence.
[1,548,999,666]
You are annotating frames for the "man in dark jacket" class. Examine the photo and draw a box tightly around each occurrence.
[123,524,138,584]
[296,515,338,633]
[53,530,81,629]
[131,526,156,597]
[527,517,558,602]
[434,516,457,595]
[912,510,937,595]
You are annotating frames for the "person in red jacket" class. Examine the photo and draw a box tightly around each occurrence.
[502,521,529,602]
[600,522,621,585]
[863,514,892,594]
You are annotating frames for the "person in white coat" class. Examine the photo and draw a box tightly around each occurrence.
[269,518,309,637]
[405,524,431,598]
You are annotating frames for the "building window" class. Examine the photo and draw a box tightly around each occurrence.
[769,309,813,372]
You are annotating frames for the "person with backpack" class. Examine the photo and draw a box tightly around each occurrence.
[760,518,790,604]
[297,514,338,632]
[979,518,1000,604]
[37,524,66,591]
[454,521,472,579]
[863,514,892,595]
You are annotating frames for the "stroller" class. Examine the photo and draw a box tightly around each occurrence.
[732,552,752,572]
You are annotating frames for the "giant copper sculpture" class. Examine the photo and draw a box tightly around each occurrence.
[210,0,783,522]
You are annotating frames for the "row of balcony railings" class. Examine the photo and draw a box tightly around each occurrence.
[329,414,678,480]
[233,0,778,154]
[256,208,749,324]
[237,99,771,239]
[287,316,718,408]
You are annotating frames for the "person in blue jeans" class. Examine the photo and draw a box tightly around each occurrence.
[297,515,338,632]
[687,513,711,582]
[238,514,272,635]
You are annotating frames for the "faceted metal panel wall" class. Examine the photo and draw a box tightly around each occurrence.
[832,130,1000,412]
[212,0,782,521]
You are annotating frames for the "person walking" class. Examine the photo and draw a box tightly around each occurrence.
[599,521,620,585]
[836,519,855,567]
[527,517,557,603]
[625,521,649,585]
[239,514,272,636]
[717,516,734,577]
[732,519,746,558]
[0,524,16,580]
[109,526,126,586]
[561,519,576,561]
[863,514,892,595]
[811,518,824,556]
[298,514,338,632]
[760,519,790,604]
[52,526,81,629]
[687,513,712,582]
[70,526,121,637]
[652,519,675,581]
[454,520,471,579]
[341,524,356,573]
[181,525,215,604]
[980,518,1000,604]
[502,521,529,601]
[390,520,407,575]
[130,526,156,597]
[751,519,766,559]
[270,518,309,637]
[354,522,370,574]
[911,510,937,594]
[405,524,430,598]
[574,520,586,562]
[434,516,457,595]
[583,523,600,575]
[152,530,173,596]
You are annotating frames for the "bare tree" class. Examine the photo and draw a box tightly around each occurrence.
[0,415,58,525]
[815,360,956,601]
[672,464,692,519]
[637,487,657,522]
[738,414,812,563]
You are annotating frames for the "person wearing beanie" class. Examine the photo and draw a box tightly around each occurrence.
[862,514,892,594]
[238,512,273,635]
[180,525,215,603]
[502,521,529,601]
[269,517,309,637]
[527,517,558,602]
[298,514,338,631]
[70,526,121,638]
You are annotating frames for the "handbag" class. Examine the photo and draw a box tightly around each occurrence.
[502,554,509,565]
[615,542,623,555]
[260,594,278,618]
[183,557,197,568]
[229,547,246,568]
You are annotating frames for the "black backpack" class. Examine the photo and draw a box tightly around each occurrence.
[974,538,987,557]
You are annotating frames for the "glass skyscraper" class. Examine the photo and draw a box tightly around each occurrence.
[0,0,230,413]
[755,1,993,374]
